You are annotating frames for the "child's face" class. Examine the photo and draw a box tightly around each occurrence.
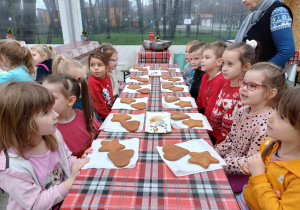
[201,49,221,72]
[31,49,45,65]
[109,52,118,70]
[34,107,59,136]
[189,49,203,70]
[90,57,108,79]
[222,50,248,86]
[267,109,299,143]
[185,44,192,62]
[42,82,71,116]
[239,71,268,107]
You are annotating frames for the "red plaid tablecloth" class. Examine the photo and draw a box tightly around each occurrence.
[138,46,170,63]
[286,51,299,65]
[61,64,239,210]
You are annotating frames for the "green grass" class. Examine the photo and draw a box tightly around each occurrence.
[36,29,237,45]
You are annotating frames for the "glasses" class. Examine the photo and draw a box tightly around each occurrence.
[109,58,118,62]
[238,79,267,91]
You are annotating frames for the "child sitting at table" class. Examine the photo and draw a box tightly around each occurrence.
[42,74,100,158]
[30,44,56,83]
[196,41,227,121]
[215,62,286,193]
[237,87,300,210]
[88,47,114,121]
[0,82,90,209]
[188,42,206,100]
[209,41,260,145]
[182,40,201,91]
[0,39,34,84]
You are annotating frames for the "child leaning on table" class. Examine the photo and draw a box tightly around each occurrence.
[182,40,201,91]
[215,62,286,193]
[188,42,206,100]
[0,82,91,210]
[0,39,34,84]
[196,42,227,122]
[88,47,114,121]
[237,87,300,210]
[42,74,100,158]
[30,44,56,83]
[209,41,260,145]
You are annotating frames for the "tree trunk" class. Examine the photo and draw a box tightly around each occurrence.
[89,0,98,33]
[153,0,160,36]
[185,0,191,37]
[168,0,173,35]
[161,0,167,37]
[80,0,88,30]
[43,0,62,42]
[0,0,10,38]
[113,0,121,32]
[22,0,36,43]
[7,0,22,40]
[136,0,144,34]
[170,0,180,39]
[105,0,111,39]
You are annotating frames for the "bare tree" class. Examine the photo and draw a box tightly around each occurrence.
[80,0,88,30]
[23,0,36,43]
[0,0,10,38]
[136,0,144,33]
[88,0,98,33]
[185,0,191,37]
[161,0,167,37]
[105,0,110,38]
[113,0,121,32]
[169,0,181,39]
[153,0,160,36]
[43,0,62,43]
[7,0,22,39]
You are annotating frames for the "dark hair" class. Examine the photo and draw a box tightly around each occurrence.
[188,42,205,53]
[0,82,58,158]
[88,43,116,69]
[187,40,201,47]
[261,87,300,158]
[226,42,260,65]
[249,62,287,106]
[203,41,226,58]
[43,74,97,139]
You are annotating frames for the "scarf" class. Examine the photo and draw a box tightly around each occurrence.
[234,0,275,42]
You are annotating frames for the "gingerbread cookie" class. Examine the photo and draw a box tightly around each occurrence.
[107,149,134,167]
[166,68,176,72]
[137,78,149,83]
[171,111,190,120]
[164,96,180,103]
[168,77,181,82]
[130,102,146,110]
[120,120,140,132]
[120,97,136,104]
[128,85,141,90]
[182,118,203,128]
[162,76,171,80]
[169,86,184,92]
[163,144,190,161]
[162,84,175,89]
[111,113,132,122]
[160,67,169,71]
[137,88,150,94]
[98,139,125,152]
[174,100,192,108]
[130,76,141,79]
[188,151,219,169]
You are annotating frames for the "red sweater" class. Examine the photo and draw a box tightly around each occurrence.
[196,72,227,124]
[209,82,243,144]
[88,74,113,120]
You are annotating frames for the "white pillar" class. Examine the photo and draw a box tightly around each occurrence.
[58,0,83,44]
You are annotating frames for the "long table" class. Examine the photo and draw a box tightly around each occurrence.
[61,63,239,210]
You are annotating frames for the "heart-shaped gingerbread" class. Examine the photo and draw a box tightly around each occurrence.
[162,84,175,89]
[98,139,125,152]
[171,111,190,120]
[137,88,150,94]
[107,149,134,167]
[120,120,140,132]
[169,86,184,92]
[162,144,190,161]
[130,102,146,110]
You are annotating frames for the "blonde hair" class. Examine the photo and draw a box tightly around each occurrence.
[0,39,35,74]
[0,82,58,158]
[31,44,56,60]
[89,43,117,72]
[52,54,88,78]
[204,41,226,58]
[226,42,260,65]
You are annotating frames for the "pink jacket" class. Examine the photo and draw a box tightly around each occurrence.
[0,131,77,210]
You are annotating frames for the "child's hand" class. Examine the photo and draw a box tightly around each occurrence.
[247,153,265,176]
[82,147,93,158]
[241,162,250,175]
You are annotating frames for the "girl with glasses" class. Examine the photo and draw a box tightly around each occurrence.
[214,62,286,193]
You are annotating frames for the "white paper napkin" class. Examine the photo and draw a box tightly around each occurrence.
[112,97,148,110]
[156,139,226,176]
[123,84,152,93]
[148,70,162,77]
[170,113,212,131]
[100,113,145,132]
[145,112,172,133]
[159,67,181,72]
[125,75,150,83]
[129,66,150,72]
[160,76,184,83]
[82,138,140,169]
[161,84,189,93]
[162,97,197,109]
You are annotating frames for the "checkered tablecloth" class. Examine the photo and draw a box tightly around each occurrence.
[138,46,170,63]
[61,64,239,210]
[286,51,299,65]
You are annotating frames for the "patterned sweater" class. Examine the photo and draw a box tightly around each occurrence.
[215,106,272,174]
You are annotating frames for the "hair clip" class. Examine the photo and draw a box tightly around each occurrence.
[101,48,104,53]
[246,39,257,49]
[61,56,66,61]
[72,74,79,81]
[43,45,47,50]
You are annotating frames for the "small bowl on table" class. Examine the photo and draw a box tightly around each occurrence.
[143,40,152,50]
